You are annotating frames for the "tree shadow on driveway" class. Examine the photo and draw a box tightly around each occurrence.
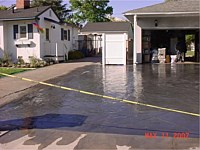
[0,113,87,131]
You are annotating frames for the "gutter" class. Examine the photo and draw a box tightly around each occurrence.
[124,11,199,16]
[0,17,36,21]
[44,17,60,25]
[80,31,129,33]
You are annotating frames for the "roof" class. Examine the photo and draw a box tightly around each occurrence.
[81,22,131,33]
[124,0,199,15]
[61,22,80,29]
[0,6,51,21]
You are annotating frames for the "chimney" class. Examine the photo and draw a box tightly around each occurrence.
[16,0,30,9]
[12,7,15,13]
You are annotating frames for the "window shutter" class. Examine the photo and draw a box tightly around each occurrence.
[28,24,33,39]
[61,28,64,41]
[68,29,70,41]
[13,25,18,39]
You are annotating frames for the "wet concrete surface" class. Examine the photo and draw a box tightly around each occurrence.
[0,63,199,149]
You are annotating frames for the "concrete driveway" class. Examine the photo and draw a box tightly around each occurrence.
[0,58,199,149]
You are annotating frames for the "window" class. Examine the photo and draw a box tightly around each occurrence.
[13,25,18,39]
[28,24,33,39]
[61,28,64,41]
[64,30,67,40]
[46,28,49,41]
[13,24,33,40]
[68,29,70,41]
[20,25,27,38]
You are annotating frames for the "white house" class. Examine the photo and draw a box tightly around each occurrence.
[80,22,133,65]
[124,0,199,63]
[0,0,79,63]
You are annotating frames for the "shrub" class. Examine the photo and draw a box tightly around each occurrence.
[0,58,2,67]
[29,56,47,68]
[17,57,25,66]
[68,50,84,60]
[1,52,13,67]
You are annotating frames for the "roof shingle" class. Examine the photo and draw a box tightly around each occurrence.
[124,0,199,15]
[81,22,131,32]
[0,6,50,20]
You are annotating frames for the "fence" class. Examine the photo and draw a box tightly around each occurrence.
[43,42,68,61]
[76,39,102,56]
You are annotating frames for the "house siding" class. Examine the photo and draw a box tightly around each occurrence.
[38,8,79,60]
[0,7,79,62]
[4,20,40,62]
[38,8,61,59]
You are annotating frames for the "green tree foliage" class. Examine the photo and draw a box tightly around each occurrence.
[0,5,7,10]
[69,0,113,24]
[186,34,195,49]
[31,0,70,20]
[165,0,180,2]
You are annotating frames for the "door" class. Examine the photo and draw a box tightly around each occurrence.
[104,34,126,65]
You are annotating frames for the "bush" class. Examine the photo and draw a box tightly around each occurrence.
[68,50,84,60]
[1,52,13,67]
[0,58,2,67]
[17,57,25,66]
[29,56,47,68]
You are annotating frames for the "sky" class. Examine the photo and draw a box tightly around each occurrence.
[0,0,165,19]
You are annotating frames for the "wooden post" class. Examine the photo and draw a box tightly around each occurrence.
[56,42,58,63]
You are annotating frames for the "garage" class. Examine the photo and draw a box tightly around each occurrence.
[80,22,133,65]
[124,0,199,64]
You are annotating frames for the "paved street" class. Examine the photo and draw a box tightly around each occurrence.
[0,58,199,149]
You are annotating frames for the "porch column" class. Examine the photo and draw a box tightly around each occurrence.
[0,22,5,58]
[133,15,142,64]
[55,42,58,63]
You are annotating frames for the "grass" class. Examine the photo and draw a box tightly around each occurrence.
[185,50,195,57]
[0,68,28,77]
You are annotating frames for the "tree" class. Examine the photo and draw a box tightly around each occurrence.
[186,35,195,50]
[31,0,70,20]
[0,5,7,10]
[69,0,113,24]
[165,0,180,2]
[109,16,127,22]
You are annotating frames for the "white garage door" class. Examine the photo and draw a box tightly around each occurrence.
[105,34,126,65]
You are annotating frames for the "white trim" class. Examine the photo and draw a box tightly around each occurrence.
[102,33,105,65]
[0,18,35,21]
[80,31,129,34]
[122,33,126,65]
[142,27,200,30]
[124,12,199,16]
[133,15,137,64]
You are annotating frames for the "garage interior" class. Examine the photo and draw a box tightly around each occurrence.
[142,29,199,63]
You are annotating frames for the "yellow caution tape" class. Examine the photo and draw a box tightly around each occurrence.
[0,72,199,117]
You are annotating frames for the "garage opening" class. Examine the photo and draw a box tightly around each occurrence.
[142,30,199,63]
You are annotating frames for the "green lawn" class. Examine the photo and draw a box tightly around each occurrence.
[0,68,28,77]
[186,51,195,57]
